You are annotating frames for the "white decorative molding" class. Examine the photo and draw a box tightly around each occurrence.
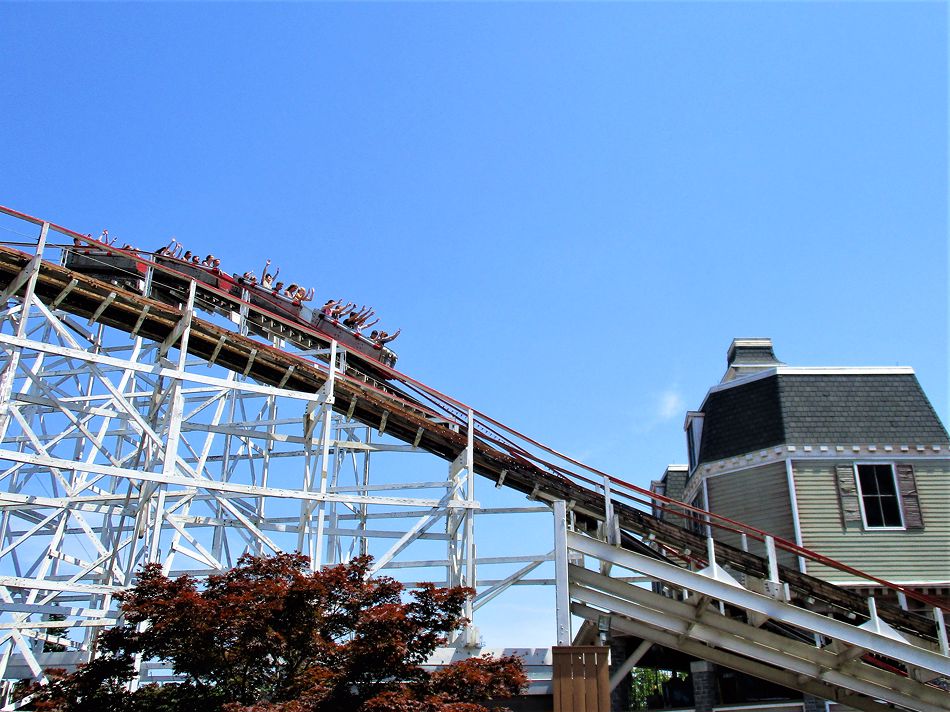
[683,443,950,495]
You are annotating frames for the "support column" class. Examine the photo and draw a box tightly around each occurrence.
[462,409,476,628]
[690,660,717,712]
[553,500,571,646]
[609,638,632,712]
[311,341,336,570]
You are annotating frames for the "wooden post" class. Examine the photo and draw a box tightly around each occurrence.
[553,646,610,712]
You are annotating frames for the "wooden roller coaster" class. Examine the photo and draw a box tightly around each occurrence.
[0,205,943,649]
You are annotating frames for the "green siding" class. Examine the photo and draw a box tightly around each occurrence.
[793,459,950,585]
[706,461,797,568]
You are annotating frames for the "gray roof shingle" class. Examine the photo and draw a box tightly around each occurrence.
[697,372,949,464]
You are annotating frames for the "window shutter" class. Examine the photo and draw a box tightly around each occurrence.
[835,464,861,528]
[895,464,924,530]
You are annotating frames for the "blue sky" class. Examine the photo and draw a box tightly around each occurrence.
[2,2,947,647]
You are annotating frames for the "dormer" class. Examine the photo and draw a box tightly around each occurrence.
[684,411,704,473]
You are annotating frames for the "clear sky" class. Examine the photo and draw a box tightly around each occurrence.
[2,2,947,647]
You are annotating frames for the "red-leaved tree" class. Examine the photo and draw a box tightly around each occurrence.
[24,554,526,712]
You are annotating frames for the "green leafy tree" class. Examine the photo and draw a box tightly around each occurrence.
[629,667,671,710]
[23,554,525,712]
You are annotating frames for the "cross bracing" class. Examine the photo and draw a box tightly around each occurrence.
[0,306,557,684]
[0,218,558,693]
[0,206,946,710]
[556,501,949,712]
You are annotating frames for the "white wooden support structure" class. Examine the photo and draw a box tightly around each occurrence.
[935,606,949,657]
[0,230,556,691]
[0,222,47,445]
[553,499,572,647]
[564,528,950,712]
[3,210,945,711]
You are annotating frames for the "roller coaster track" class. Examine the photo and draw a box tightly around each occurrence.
[0,206,947,710]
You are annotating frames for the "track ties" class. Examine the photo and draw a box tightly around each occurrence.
[87,292,116,326]
[131,305,151,337]
[277,363,295,388]
[208,334,227,366]
[243,348,258,376]
[50,278,78,309]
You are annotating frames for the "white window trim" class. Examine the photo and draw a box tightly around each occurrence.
[853,462,905,531]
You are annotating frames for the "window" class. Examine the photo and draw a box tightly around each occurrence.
[855,464,903,529]
[685,412,704,471]
[835,462,923,532]
[688,491,707,536]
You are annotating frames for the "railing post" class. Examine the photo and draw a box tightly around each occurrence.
[934,607,948,657]
[143,264,154,298]
[866,596,880,633]
[765,535,780,583]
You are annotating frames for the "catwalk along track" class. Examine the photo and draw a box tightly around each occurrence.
[0,205,944,647]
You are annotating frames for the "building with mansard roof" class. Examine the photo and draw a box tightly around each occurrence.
[657,337,949,605]
[641,339,949,712]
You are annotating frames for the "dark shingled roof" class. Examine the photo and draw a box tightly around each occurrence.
[697,372,950,464]
[727,340,783,367]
